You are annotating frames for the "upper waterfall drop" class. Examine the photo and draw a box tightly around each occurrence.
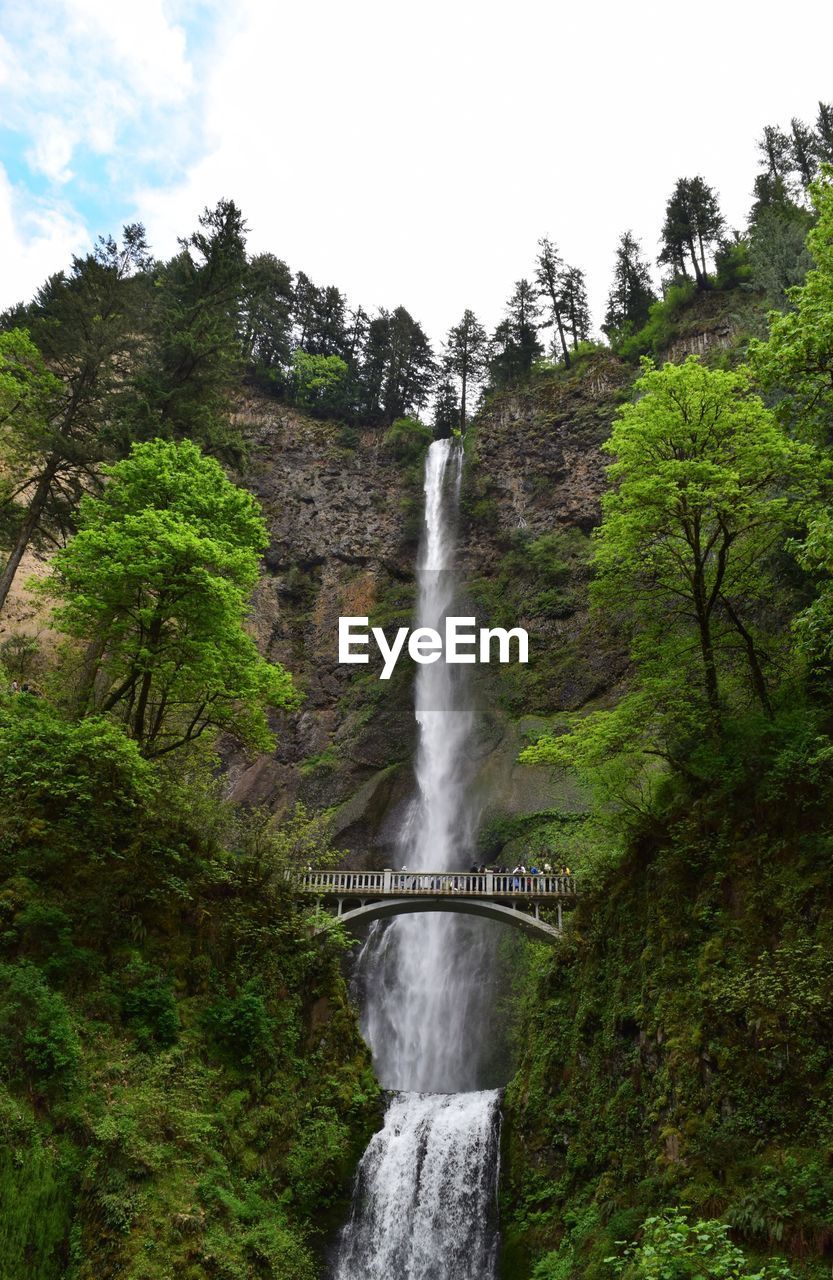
[358,436,504,1094]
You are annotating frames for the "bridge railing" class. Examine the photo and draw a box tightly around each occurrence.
[299,869,576,897]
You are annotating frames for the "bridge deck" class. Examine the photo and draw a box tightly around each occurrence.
[300,869,576,900]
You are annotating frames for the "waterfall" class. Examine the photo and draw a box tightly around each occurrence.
[332,1091,501,1280]
[332,439,503,1280]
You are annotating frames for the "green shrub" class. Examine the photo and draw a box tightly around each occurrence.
[203,980,280,1068]
[0,962,80,1091]
[119,963,179,1049]
[382,415,433,464]
[605,1209,796,1279]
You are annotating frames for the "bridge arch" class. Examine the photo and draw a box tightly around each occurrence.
[315,895,561,944]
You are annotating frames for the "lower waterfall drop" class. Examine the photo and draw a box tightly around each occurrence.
[333,1091,501,1280]
[332,438,504,1280]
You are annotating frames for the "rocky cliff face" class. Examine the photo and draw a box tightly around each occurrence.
[459,353,632,722]
[228,356,635,858]
[223,399,420,862]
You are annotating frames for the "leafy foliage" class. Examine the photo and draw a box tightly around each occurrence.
[45,437,296,756]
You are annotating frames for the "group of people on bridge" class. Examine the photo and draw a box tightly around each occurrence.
[393,859,572,894]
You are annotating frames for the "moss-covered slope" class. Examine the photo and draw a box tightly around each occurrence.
[500,730,833,1280]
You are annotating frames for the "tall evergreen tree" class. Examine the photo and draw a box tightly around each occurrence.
[790,118,818,189]
[433,372,460,439]
[535,238,571,366]
[443,309,488,430]
[816,101,833,163]
[0,227,153,614]
[382,307,435,424]
[659,177,723,286]
[758,124,794,186]
[125,199,250,457]
[488,280,542,388]
[356,308,434,425]
[241,253,293,374]
[560,266,591,350]
[603,232,656,339]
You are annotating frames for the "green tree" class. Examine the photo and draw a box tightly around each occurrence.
[291,351,349,416]
[535,238,571,366]
[0,228,152,614]
[790,116,818,189]
[443,309,488,429]
[603,231,656,340]
[751,170,833,444]
[46,438,296,757]
[748,205,813,308]
[595,358,815,723]
[758,124,796,190]
[0,329,62,553]
[816,101,833,163]
[659,176,724,286]
[241,252,294,375]
[489,279,542,387]
[357,307,435,425]
[124,200,249,457]
[525,359,818,789]
[560,265,591,350]
[433,372,460,438]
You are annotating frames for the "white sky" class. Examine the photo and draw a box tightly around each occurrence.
[2,0,832,344]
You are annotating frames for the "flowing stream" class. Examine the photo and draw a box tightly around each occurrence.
[332,439,503,1280]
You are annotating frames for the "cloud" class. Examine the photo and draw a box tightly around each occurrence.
[0,164,89,309]
[0,0,201,181]
[26,118,77,184]
[0,0,221,305]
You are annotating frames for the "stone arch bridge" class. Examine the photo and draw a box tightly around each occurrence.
[300,869,577,944]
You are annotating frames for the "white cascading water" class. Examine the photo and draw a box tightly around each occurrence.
[333,439,502,1280]
[333,1091,501,1280]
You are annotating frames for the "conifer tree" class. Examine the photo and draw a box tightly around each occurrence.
[433,372,460,438]
[488,280,542,387]
[603,232,656,339]
[560,266,591,350]
[817,102,833,162]
[0,227,153,614]
[659,177,723,286]
[443,309,488,430]
[241,252,293,373]
[535,238,571,366]
[124,200,250,458]
[790,118,818,189]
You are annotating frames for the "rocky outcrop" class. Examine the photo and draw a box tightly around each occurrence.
[223,397,419,861]
[225,361,636,855]
[459,353,633,718]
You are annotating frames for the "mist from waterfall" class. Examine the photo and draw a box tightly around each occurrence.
[332,438,503,1280]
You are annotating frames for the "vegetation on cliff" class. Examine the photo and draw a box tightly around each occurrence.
[0,692,379,1279]
[498,172,833,1278]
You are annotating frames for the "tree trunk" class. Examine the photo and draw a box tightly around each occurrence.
[720,595,773,719]
[692,558,721,728]
[72,630,110,715]
[0,460,59,614]
[131,614,162,746]
[688,237,705,287]
[552,298,571,369]
[460,366,467,432]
